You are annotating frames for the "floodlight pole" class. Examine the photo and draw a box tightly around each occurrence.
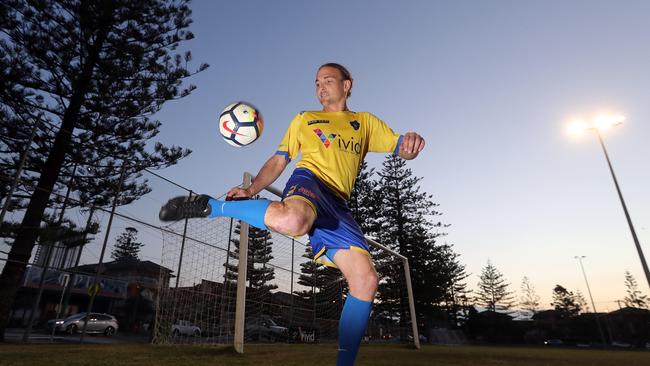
[574,256,607,345]
[593,129,650,291]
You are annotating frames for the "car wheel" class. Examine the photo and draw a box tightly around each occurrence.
[104,326,115,337]
[172,329,180,337]
[68,324,78,335]
[194,329,200,337]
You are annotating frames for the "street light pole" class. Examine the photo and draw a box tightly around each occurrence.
[592,128,650,291]
[574,255,607,345]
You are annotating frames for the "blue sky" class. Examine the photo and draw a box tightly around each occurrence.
[39,0,650,311]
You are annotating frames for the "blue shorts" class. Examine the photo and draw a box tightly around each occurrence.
[281,168,369,268]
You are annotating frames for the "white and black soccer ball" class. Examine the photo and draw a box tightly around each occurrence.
[218,102,263,147]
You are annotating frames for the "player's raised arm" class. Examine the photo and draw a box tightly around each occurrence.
[398,132,425,160]
[227,154,288,199]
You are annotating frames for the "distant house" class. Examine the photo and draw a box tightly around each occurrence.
[10,259,173,332]
[607,306,650,346]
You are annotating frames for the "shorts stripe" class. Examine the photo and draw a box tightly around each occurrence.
[283,195,317,216]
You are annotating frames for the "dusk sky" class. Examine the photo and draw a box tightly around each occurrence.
[47,0,650,311]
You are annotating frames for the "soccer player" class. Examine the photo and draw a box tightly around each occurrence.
[160,63,425,365]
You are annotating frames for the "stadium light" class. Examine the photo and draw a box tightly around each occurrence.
[569,115,650,291]
[574,255,607,345]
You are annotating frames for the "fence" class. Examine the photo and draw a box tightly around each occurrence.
[1,166,418,350]
[152,172,420,352]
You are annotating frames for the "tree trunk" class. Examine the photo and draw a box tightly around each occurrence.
[0,2,113,340]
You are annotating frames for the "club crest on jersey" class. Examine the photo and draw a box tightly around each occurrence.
[313,128,337,148]
[349,120,360,130]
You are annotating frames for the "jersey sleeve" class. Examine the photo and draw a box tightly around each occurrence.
[275,113,302,162]
[367,113,403,155]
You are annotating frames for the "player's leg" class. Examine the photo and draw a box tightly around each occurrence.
[333,249,378,301]
[332,249,378,366]
[159,193,315,237]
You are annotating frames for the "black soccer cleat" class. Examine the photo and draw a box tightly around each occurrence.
[159,194,213,222]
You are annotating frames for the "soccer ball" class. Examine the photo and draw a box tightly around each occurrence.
[218,102,263,147]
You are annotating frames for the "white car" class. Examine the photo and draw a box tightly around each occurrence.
[171,320,201,337]
[47,313,119,336]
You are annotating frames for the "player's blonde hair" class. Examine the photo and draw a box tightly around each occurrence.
[319,62,353,98]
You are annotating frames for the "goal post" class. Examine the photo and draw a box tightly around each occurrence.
[364,237,420,350]
[154,172,420,351]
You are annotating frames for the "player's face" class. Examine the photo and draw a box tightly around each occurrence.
[315,66,349,108]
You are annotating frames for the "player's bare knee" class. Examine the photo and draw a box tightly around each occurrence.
[350,271,378,298]
[367,271,379,294]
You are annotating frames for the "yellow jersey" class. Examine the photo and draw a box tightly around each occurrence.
[276,110,402,199]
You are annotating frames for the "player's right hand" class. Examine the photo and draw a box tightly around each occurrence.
[226,187,253,201]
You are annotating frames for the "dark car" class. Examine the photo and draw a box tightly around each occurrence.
[245,315,289,342]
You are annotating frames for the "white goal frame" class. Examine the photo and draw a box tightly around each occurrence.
[232,172,420,353]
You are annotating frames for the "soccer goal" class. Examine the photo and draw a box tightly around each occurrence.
[153,172,420,352]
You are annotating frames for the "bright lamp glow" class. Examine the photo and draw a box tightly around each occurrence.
[568,120,588,135]
[568,114,624,136]
[594,115,625,130]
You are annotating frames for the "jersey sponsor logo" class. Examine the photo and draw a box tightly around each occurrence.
[313,128,337,148]
[298,187,316,199]
[349,120,360,130]
[338,135,363,154]
[308,119,330,125]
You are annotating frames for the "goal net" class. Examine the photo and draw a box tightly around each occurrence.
[153,173,420,350]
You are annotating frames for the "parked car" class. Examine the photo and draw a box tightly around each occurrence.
[245,315,289,342]
[171,320,201,337]
[47,312,119,336]
[543,339,564,346]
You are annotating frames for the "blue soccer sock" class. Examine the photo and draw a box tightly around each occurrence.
[207,198,271,230]
[337,294,373,366]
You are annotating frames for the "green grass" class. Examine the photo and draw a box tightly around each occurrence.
[1,343,649,366]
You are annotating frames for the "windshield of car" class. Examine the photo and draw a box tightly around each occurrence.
[64,313,86,321]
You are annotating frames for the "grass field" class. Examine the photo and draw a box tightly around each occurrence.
[1,343,649,366]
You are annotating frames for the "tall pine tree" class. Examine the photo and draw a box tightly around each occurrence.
[348,160,378,236]
[519,276,541,315]
[475,260,515,312]
[111,227,143,261]
[373,154,464,329]
[623,270,648,309]
[294,245,344,323]
[224,222,278,294]
[0,0,207,338]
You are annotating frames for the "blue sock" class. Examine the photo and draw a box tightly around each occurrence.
[337,294,373,366]
[207,198,271,230]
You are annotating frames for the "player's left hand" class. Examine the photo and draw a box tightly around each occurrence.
[399,132,425,159]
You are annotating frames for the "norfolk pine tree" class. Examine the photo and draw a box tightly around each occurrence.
[519,276,541,315]
[224,222,278,294]
[373,154,465,328]
[295,245,344,325]
[111,227,144,261]
[0,0,207,339]
[348,160,379,236]
[475,260,515,312]
[623,270,648,308]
